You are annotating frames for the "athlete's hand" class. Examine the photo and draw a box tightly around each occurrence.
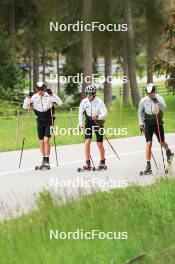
[140,125,144,133]
[79,125,84,132]
[27,97,32,106]
[91,115,98,121]
[28,91,34,98]
[152,97,159,104]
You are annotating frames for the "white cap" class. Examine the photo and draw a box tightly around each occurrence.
[37,82,45,88]
[146,83,156,93]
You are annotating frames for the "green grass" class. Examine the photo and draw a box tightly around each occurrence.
[0,95,175,152]
[0,179,175,263]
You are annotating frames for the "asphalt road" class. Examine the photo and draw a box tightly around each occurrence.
[0,133,174,220]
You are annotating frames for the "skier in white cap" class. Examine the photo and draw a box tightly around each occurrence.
[23,82,63,169]
[138,83,174,174]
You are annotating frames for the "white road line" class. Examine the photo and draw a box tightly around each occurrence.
[0,145,174,176]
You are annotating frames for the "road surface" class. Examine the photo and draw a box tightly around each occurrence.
[0,134,174,220]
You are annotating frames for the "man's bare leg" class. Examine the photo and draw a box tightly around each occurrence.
[145,141,152,172]
[85,138,91,161]
[43,137,50,166]
[97,142,106,169]
[97,142,105,160]
[44,137,50,156]
[146,141,152,161]
[39,139,45,156]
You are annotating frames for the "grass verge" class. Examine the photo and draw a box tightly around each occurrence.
[0,179,175,263]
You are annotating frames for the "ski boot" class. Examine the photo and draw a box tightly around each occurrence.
[35,158,50,170]
[97,159,107,171]
[140,161,152,176]
[43,161,50,170]
[77,160,94,172]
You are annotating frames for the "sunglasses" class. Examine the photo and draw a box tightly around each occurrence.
[37,88,45,91]
[86,92,96,96]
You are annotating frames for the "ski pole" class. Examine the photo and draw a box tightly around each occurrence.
[19,108,30,168]
[93,119,120,160]
[19,137,25,169]
[151,152,159,170]
[154,103,166,172]
[51,107,58,167]
[140,128,158,170]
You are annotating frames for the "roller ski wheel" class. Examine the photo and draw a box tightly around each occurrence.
[77,166,95,172]
[140,170,152,176]
[77,160,95,172]
[35,164,50,171]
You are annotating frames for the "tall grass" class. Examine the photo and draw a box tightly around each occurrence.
[0,179,175,263]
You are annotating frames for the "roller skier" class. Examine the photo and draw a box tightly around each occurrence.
[23,82,63,170]
[138,83,174,175]
[78,84,107,171]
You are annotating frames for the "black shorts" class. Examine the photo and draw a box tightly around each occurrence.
[144,122,165,143]
[85,120,104,142]
[37,120,52,140]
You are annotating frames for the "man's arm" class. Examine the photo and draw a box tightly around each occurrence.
[138,100,145,126]
[155,94,167,112]
[78,101,84,127]
[51,94,63,106]
[97,102,107,120]
[23,96,32,109]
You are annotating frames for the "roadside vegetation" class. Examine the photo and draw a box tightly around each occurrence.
[0,179,175,264]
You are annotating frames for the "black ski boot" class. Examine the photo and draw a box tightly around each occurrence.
[77,160,92,172]
[44,157,50,169]
[140,161,152,175]
[166,149,174,164]
[98,159,107,170]
[35,157,50,170]
[83,160,91,170]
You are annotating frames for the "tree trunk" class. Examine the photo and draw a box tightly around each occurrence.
[33,42,39,91]
[104,44,112,106]
[122,32,130,106]
[82,0,93,99]
[56,51,60,95]
[10,0,15,49]
[42,46,46,83]
[146,10,155,83]
[28,41,32,92]
[124,0,140,106]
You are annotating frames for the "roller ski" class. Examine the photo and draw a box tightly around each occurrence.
[77,160,95,172]
[140,161,152,176]
[35,159,50,171]
[96,160,107,171]
[35,163,50,170]
[165,151,174,174]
